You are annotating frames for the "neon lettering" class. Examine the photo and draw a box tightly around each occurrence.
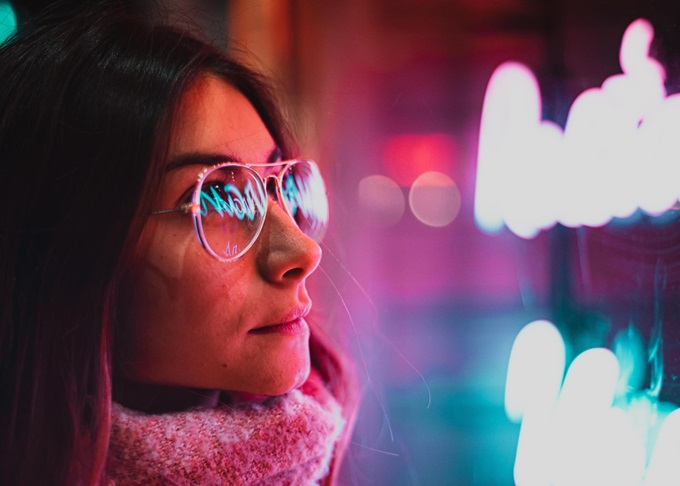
[199,180,266,222]
[474,18,679,239]
[282,169,329,227]
[220,241,238,258]
[506,320,679,485]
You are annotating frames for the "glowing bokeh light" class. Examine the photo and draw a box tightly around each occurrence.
[551,349,646,486]
[408,171,461,227]
[556,348,619,414]
[474,62,562,238]
[475,18,680,239]
[645,408,680,486]
[506,320,679,486]
[506,320,565,486]
[0,1,16,44]
[553,406,645,486]
[505,320,565,423]
[357,175,405,227]
[381,133,457,186]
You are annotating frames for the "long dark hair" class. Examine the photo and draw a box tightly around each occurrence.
[0,4,352,484]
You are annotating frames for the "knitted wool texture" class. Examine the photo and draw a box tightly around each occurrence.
[106,389,345,485]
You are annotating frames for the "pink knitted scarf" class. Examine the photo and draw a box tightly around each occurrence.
[106,389,345,485]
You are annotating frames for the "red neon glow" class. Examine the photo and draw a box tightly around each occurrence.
[381,133,458,186]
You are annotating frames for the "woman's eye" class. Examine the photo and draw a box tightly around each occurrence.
[205,181,224,193]
[205,170,237,187]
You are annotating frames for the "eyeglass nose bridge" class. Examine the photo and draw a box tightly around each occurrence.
[262,172,298,225]
[263,174,280,202]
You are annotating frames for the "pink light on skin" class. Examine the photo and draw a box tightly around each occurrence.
[506,320,678,486]
[475,19,680,239]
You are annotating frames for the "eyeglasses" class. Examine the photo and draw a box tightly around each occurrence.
[152,159,329,262]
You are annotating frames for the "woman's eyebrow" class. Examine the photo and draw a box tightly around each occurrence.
[166,153,239,171]
[166,146,282,172]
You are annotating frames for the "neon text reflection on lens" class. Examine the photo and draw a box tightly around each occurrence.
[200,180,266,221]
[282,169,328,227]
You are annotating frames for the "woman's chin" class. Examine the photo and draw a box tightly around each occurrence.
[235,361,311,398]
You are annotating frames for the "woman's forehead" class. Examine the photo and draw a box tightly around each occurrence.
[168,75,276,166]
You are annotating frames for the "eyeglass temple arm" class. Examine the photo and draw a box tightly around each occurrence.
[151,202,197,216]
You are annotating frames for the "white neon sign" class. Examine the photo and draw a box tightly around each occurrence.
[506,320,680,486]
[475,19,680,239]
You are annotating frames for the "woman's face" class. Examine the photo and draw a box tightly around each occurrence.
[119,75,321,398]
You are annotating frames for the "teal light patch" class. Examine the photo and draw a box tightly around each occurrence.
[0,1,16,44]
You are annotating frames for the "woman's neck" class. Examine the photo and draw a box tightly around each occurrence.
[113,378,221,413]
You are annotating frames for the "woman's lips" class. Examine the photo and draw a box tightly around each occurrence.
[248,318,308,335]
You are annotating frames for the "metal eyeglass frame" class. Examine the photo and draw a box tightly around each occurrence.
[151,158,326,263]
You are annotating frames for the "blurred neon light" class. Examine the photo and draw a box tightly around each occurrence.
[357,175,405,227]
[506,320,565,486]
[475,19,680,239]
[201,182,265,220]
[381,134,457,186]
[506,320,679,485]
[645,409,680,485]
[0,1,16,44]
[408,171,461,227]
[505,320,565,423]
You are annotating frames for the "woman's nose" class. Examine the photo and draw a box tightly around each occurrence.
[255,201,322,284]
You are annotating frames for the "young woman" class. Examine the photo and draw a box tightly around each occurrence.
[0,3,355,484]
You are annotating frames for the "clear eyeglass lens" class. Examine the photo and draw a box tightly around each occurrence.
[280,161,329,242]
[196,161,329,261]
[197,166,267,260]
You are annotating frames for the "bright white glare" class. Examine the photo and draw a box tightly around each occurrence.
[552,350,646,486]
[475,18,680,239]
[357,175,405,227]
[645,408,680,486]
[556,348,619,413]
[505,320,565,423]
[474,62,546,236]
[507,320,677,486]
[553,407,645,486]
[408,171,461,227]
[506,320,565,486]
[514,404,556,486]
